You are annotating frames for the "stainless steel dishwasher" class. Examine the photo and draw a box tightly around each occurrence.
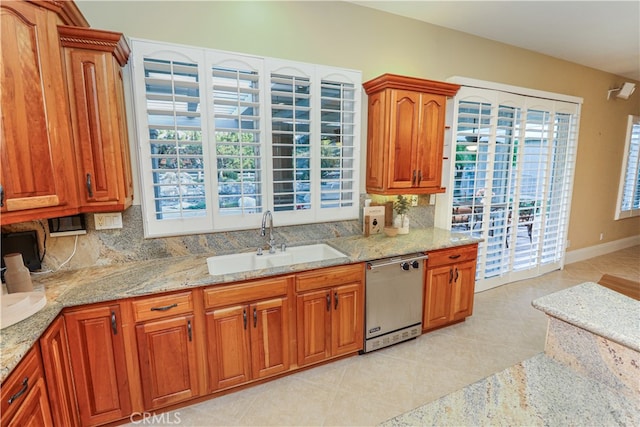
[363,253,428,353]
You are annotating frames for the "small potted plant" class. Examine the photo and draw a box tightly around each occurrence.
[393,194,411,234]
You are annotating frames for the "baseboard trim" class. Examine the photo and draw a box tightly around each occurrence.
[565,235,640,265]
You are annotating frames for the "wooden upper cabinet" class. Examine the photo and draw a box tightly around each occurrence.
[0,1,78,222]
[59,25,134,212]
[0,1,133,224]
[363,74,460,195]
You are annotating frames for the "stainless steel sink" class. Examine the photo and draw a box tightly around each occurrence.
[206,244,348,276]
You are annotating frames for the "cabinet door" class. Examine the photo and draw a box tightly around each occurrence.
[296,289,331,366]
[1,347,53,427]
[60,34,132,212]
[205,305,251,392]
[331,283,364,357]
[136,315,199,410]
[416,93,446,190]
[250,298,290,379]
[4,376,52,427]
[39,316,79,427]
[450,259,477,321]
[0,2,76,221]
[388,89,421,190]
[65,305,132,426]
[365,90,387,192]
[423,264,453,331]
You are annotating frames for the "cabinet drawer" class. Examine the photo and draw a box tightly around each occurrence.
[1,346,45,424]
[296,264,363,292]
[204,276,291,309]
[132,291,193,322]
[428,244,478,268]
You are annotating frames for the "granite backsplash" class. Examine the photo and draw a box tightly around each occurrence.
[1,195,435,272]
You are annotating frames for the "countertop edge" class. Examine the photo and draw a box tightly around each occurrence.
[532,282,640,352]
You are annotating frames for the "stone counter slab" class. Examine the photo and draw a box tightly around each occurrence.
[382,353,640,426]
[0,227,479,383]
[532,282,640,352]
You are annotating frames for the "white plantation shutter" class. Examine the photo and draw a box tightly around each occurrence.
[616,115,640,219]
[446,83,581,291]
[130,39,361,237]
[319,75,358,211]
[270,71,312,213]
[131,41,213,237]
[207,53,267,230]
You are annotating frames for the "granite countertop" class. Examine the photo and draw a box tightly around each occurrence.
[532,281,640,352]
[382,353,640,426]
[0,227,479,383]
[383,282,640,426]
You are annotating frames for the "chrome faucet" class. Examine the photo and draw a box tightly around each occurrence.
[260,210,276,254]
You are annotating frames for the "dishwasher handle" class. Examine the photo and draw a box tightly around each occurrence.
[367,254,428,270]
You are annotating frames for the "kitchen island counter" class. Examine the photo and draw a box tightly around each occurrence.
[383,282,640,426]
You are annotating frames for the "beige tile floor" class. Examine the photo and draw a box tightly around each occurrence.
[125,245,639,427]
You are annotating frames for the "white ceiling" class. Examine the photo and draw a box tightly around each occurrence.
[351,1,640,81]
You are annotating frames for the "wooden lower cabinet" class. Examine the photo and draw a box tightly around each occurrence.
[204,276,291,392]
[296,264,364,366]
[39,316,80,427]
[136,314,199,410]
[423,244,477,331]
[2,263,368,426]
[132,291,201,411]
[0,346,53,427]
[64,304,132,426]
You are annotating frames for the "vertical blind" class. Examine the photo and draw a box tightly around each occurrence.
[449,86,580,291]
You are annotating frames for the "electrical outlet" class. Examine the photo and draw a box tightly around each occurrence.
[599,232,604,241]
[94,213,123,230]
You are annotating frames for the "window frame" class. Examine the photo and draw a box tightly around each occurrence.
[615,114,640,220]
[129,38,361,237]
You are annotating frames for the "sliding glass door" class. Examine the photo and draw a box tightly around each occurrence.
[444,85,580,292]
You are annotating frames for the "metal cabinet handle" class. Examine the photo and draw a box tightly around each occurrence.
[111,311,117,335]
[334,291,338,310]
[150,303,178,312]
[449,254,461,259]
[449,268,453,284]
[418,170,423,185]
[253,307,257,328]
[412,170,417,185]
[86,173,94,198]
[326,293,331,311]
[243,309,247,329]
[0,184,4,207]
[454,268,459,283]
[187,320,192,342]
[8,377,28,404]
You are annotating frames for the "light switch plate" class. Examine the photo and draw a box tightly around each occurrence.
[94,213,123,230]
